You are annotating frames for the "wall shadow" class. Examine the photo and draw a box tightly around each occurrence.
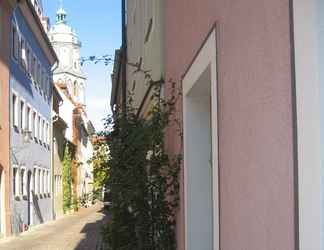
[74,208,110,250]
[31,191,44,224]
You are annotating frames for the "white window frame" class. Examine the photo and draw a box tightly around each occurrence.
[42,119,45,144]
[46,121,49,146]
[48,170,51,194]
[26,104,32,134]
[32,167,36,194]
[37,62,41,90]
[38,115,42,142]
[34,167,39,195]
[32,54,36,84]
[20,98,26,131]
[38,168,42,196]
[13,165,20,198]
[33,110,37,139]
[20,167,27,197]
[42,169,45,195]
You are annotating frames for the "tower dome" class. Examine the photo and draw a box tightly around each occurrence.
[49,1,86,105]
[56,7,67,24]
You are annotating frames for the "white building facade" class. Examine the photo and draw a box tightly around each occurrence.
[49,5,94,208]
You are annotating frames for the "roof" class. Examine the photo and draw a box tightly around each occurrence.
[22,0,58,64]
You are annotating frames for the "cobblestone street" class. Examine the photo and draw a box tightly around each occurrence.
[0,203,109,250]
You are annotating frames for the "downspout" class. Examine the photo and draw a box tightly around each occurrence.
[121,0,127,116]
[51,61,59,220]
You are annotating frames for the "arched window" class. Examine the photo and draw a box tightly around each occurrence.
[73,81,78,97]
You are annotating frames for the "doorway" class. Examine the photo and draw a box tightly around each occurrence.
[182,28,219,250]
[27,171,32,226]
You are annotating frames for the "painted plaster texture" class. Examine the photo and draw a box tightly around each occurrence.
[126,0,164,115]
[319,0,324,247]
[0,0,13,237]
[10,6,53,234]
[165,0,295,249]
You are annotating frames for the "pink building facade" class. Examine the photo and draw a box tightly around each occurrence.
[165,0,323,249]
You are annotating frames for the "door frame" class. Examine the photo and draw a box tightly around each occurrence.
[182,26,219,250]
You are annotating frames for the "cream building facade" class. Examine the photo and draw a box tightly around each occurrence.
[126,0,164,116]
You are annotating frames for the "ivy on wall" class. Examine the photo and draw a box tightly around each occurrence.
[103,81,182,250]
[62,144,72,213]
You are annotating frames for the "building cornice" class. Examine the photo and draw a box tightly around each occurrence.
[18,0,58,65]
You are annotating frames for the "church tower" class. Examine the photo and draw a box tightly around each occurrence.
[49,3,86,105]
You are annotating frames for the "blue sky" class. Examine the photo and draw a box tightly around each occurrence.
[43,0,121,132]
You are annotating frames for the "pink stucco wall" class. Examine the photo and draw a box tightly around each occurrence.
[164,1,296,249]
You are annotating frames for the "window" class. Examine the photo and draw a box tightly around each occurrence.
[46,122,50,145]
[42,119,45,144]
[33,111,37,138]
[12,24,18,60]
[38,169,41,195]
[37,63,41,88]
[46,170,49,194]
[48,171,51,194]
[13,167,19,197]
[33,168,36,194]
[44,74,49,98]
[55,175,58,195]
[12,93,18,128]
[38,115,42,142]
[32,55,36,82]
[34,168,39,195]
[42,169,45,195]
[20,37,26,70]
[20,100,25,131]
[73,81,78,97]
[27,106,31,132]
[20,168,25,196]
[26,45,30,74]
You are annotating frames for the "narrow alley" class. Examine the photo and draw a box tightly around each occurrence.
[0,203,109,250]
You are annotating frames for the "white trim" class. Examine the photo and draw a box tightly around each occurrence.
[293,1,321,249]
[19,97,26,132]
[182,28,219,250]
[20,166,27,197]
[26,104,33,135]
[12,165,20,198]
[12,90,19,128]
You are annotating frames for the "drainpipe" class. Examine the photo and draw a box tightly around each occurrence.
[121,0,127,117]
[50,62,58,220]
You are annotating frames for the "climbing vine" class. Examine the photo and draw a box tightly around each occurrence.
[62,144,72,213]
[89,137,110,199]
[103,79,182,250]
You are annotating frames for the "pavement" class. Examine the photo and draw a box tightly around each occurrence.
[0,203,110,250]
